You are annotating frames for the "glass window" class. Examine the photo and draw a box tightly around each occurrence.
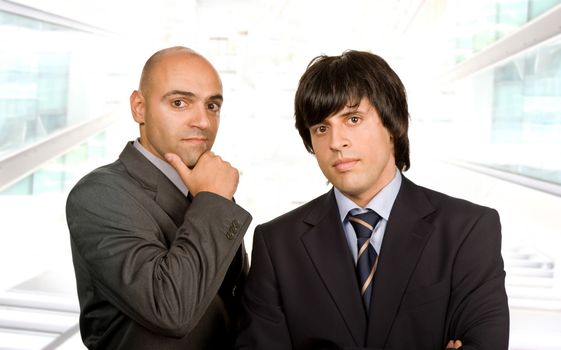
[0,132,109,195]
[447,0,561,64]
[443,35,561,185]
[0,11,127,160]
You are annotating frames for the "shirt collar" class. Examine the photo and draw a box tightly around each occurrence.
[334,169,402,222]
[133,139,189,196]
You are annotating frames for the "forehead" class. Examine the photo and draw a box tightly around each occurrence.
[150,53,222,95]
[327,97,374,119]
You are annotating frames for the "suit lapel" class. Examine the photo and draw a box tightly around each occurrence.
[301,190,367,346]
[154,174,190,227]
[366,176,436,347]
[119,142,189,243]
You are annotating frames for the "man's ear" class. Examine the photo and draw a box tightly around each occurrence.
[130,90,145,124]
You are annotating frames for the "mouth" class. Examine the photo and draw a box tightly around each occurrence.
[180,137,207,145]
[332,158,359,172]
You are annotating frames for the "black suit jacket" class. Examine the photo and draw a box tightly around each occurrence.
[236,176,509,350]
[66,142,252,349]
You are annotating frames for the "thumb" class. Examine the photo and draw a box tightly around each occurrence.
[164,153,191,182]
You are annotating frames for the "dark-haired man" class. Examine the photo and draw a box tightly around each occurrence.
[67,46,252,349]
[236,51,508,349]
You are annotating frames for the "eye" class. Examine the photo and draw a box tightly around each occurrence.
[348,115,360,124]
[313,125,328,135]
[172,99,186,108]
[207,102,221,111]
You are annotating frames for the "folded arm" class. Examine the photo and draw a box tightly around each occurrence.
[446,208,509,349]
[67,180,251,338]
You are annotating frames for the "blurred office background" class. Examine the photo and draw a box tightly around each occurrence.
[1,0,560,348]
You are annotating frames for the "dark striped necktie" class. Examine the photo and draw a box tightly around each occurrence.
[348,210,382,312]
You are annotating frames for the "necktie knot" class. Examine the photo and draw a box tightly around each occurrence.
[348,210,381,239]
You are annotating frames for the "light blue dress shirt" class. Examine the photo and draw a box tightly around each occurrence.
[334,169,402,263]
[133,139,189,197]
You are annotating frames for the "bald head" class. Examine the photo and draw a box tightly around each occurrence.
[138,46,213,95]
[130,46,223,167]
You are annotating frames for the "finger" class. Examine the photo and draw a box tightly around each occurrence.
[203,151,215,159]
[164,153,191,180]
[195,150,214,165]
[446,340,462,349]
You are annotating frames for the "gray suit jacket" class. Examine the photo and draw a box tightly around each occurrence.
[67,142,252,349]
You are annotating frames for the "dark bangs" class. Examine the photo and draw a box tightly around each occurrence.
[294,54,367,153]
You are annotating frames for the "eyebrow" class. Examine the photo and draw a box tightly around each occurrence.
[339,104,364,116]
[313,107,361,126]
[331,107,361,119]
[162,90,223,102]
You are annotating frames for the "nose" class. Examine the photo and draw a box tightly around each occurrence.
[329,125,350,151]
[189,102,211,129]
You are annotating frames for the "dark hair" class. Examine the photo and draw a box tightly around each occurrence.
[294,50,410,171]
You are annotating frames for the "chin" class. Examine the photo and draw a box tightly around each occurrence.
[181,153,203,168]
[335,180,367,197]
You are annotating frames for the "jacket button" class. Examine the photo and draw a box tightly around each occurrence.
[225,220,240,240]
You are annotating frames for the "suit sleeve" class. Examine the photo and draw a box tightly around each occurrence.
[446,208,509,349]
[66,179,252,338]
[236,225,293,349]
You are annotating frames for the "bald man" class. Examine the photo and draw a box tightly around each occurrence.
[66,46,252,349]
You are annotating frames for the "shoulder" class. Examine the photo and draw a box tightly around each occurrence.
[69,159,131,196]
[401,176,500,226]
[255,191,332,237]
[423,183,495,216]
[66,159,147,216]
[68,142,152,197]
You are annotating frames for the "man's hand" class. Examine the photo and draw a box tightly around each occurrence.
[446,340,462,349]
[165,151,239,200]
